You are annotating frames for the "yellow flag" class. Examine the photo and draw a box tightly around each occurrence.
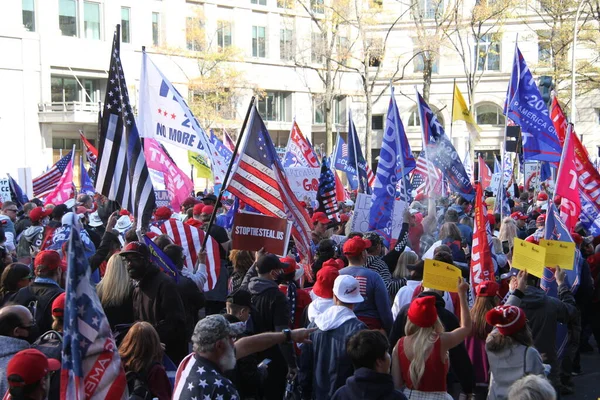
[187,151,212,179]
[452,84,481,134]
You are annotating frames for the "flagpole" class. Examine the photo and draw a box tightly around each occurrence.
[200,96,256,252]
[450,78,456,141]
[392,85,408,204]
[71,144,77,203]
[350,110,362,194]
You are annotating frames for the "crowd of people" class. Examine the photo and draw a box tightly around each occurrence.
[0,184,598,400]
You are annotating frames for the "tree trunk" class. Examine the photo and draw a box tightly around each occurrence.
[422,57,433,103]
[365,88,373,167]
[325,57,334,155]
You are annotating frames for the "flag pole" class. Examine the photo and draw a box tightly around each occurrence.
[201,96,256,252]
[449,78,456,140]
[392,85,408,205]
[350,110,361,193]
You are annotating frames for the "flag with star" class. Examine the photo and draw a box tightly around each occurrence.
[95,26,155,231]
[333,134,358,190]
[417,90,475,201]
[60,214,127,399]
[316,157,340,222]
[504,45,562,162]
[283,120,320,168]
[347,110,372,194]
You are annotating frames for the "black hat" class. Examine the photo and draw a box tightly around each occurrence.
[201,194,222,208]
[51,204,68,220]
[227,289,252,308]
[256,254,289,274]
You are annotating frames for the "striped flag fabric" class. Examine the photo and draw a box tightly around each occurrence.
[283,121,320,168]
[316,157,340,222]
[223,129,236,152]
[44,155,74,206]
[411,151,441,197]
[7,174,28,209]
[160,219,220,291]
[32,151,72,198]
[95,27,155,231]
[227,105,313,263]
[333,134,358,190]
[79,132,98,180]
[61,217,127,399]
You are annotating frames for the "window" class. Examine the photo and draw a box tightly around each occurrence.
[277,0,294,9]
[186,17,203,51]
[121,7,131,43]
[368,38,383,67]
[537,30,552,65]
[311,0,324,13]
[475,34,501,71]
[51,76,102,103]
[251,0,267,5]
[475,103,505,126]
[413,0,443,19]
[257,92,292,122]
[22,0,35,32]
[311,32,324,63]
[413,47,439,73]
[313,96,345,125]
[372,115,384,130]
[252,26,266,58]
[59,0,77,37]
[595,108,600,125]
[84,2,100,40]
[408,108,444,127]
[280,28,294,61]
[217,21,232,50]
[152,12,160,46]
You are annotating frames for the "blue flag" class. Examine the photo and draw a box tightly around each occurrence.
[223,197,239,230]
[579,194,600,235]
[368,89,412,246]
[143,234,180,282]
[210,129,233,164]
[7,174,28,209]
[79,156,95,195]
[540,161,552,182]
[316,157,340,221]
[504,46,561,162]
[416,91,475,201]
[347,111,371,194]
[333,134,358,190]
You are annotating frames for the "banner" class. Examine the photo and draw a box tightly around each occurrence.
[284,121,320,168]
[188,151,212,179]
[231,212,292,256]
[523,162,539,189]
[286,167,321,203]
[154,190,170,208]
[470,183,494,290]
[351,193,407,239]
[333,134,358,190]
[423,259,461,293]
[554,126,580,230]
[0,178,11,202]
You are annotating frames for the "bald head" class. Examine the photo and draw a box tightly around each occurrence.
[0,305,34,338]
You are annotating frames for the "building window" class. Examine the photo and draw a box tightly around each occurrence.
[84,1,100,40]
[121,7,131,43]
[475,33,501,71]
[368,38,383,67]
[280,28,294,61]
[372,115,384,130]
[252,26,266,58]
[152,12,160,46]
[313,96,345,125]
[186,17,203,51]
[311,0,324,13]
[338,36,350,66]
[22,0,35,32]
[408,108,444,127]
[277,0,294,9]
[311,32,324,63]
[59,0,78,37]
[475,103,505,125]
[251,0,267,5]
[51,76,102,103]
[217,21,232,50]
[258,91,292,122]
[537,30,552,65]
[413,48,439,73]
[413,0,443,19]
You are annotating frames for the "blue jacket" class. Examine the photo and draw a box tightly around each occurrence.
[339,266,393,332]
[299,306,366,400]
[332,368,407,400]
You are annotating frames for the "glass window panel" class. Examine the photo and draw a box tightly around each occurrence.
[152,12,160,46]
[121,7,131,43]
[84,2,100,40]
[22,0,35,32]
[59,0,77,37]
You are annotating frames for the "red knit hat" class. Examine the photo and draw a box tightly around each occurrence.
[312,266,339,299]
[51,293,66,318]
[154,206,172,220]
[476,280,499,297]
[407,296,438,328]
[485,305,526,336]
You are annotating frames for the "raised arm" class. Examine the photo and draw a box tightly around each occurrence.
[440,277,472,352]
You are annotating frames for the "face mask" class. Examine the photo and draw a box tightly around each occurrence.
[22,324,40,344]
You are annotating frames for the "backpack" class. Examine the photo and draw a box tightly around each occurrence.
[126,362,160,400]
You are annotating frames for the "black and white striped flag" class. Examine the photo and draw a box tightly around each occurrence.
[95,26,155,231]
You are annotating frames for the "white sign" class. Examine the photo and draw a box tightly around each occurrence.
[286,167,320,203]
[490,173,501,195]
[350,193,407,238]
[0,179,11,202]
[524,162,538,190]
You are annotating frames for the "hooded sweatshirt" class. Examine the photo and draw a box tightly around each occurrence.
[0,215,16,252]
[16,225,44,258]
[332,368,407,400]
[307,296,334,323]
[0,335,30,397]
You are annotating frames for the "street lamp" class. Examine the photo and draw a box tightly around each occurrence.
[570,0,588,125]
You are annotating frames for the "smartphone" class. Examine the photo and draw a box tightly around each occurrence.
[502,240,510,254]
[258,359,271,369]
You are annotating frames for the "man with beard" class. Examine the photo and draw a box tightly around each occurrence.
[173,314,315,400]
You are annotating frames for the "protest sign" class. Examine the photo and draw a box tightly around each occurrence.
[351,193,407,238]
[524,162,539,189]
[154,190,170,208]
[490,173,501,195]
[286,167,320,203]
[0,179,11,202]
[423,259,461,293]
[539,240,575,270]
[512,238,547,278]
[232,212,292,256]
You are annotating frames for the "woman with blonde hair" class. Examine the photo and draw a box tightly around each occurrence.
[394,251,418,280]
[498,218,518,260]
[96,253,133,329]
[119,321,172,400]
[392,278,472,398]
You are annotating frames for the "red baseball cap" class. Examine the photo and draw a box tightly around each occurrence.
[280,256,298,275]
[34,250,62,272]
[537,192,548,201]
[154,206,172,220]
[311,212,329,225]
[29,207,52,223]
[536,214,546,224]
[510,212,527,221]
[6,349,60,388]
[571,232,583,245]
[120,241,151,259]
[193,203,204,215]
[476,280,499,297]
[486,305,526,336]
[51,293,66,318]
[202,205,215,215]
[182,197,199,208]
[414,193,426,201]
[343,236,372,257]
[312,266,339,299]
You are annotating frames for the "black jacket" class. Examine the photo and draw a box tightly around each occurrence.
[224,327,264,399]
[132,266,187,364]
[12,281,64,334]
[176,275,205,339]
[89,231,120,273]
[101,288,134,330]
[332,368,407,400]
[389,291,475,395]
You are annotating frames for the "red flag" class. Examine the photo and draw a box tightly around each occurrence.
[470,183,495,290]
[478,156,492,189]
[555,126,581,230]
[44,159,74,206]
[334,171,348,202]
[550,97,568,147]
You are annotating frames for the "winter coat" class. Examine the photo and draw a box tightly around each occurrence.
[12,280,64,334]
[16,225,44,259]
[332,368,408,400]
[0,336,30,397]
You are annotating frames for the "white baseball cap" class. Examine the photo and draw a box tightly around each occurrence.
[333,275,364,304]
[343,199,354,207]
[115,215,133,232]
[88,211,103,227]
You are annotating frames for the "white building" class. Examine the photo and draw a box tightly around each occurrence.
[0,0,598,194]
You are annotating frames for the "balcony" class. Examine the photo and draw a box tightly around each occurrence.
[38,102,102,124]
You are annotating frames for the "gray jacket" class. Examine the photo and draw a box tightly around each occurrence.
[0,335,30,397]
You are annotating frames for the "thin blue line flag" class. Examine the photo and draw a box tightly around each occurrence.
[347,111,371,194]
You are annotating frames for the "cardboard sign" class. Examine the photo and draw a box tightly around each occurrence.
[512,238,547,278]
[286,167,320,203]
[232,212,292,256]
[423,259,461,293]
[350,193,407,239]
[490,173,501,195]
[539,240,575,270]
[0,179,11,202]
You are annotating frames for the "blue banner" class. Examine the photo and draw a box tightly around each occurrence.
[579,194,600,235]
[416,91,475,201]
[333,134,358,190]
[347,111,372,194]
[143,234,180,282]
[80,156,95,195]
[504,46,562,162]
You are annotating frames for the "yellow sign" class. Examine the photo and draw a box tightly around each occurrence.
[512,238,547,278]
[188,151,212,179]
[539,240,575,270]
[422,259,462,293]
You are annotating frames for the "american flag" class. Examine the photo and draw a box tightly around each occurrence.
[366,165,375,188]
[160,219,221,291]
[95,27,155,231]
[61,218,127,399]
[79,131,98,180]
[411,151,441,196]
[316,157,340,221]
[223,129,236,152]
[227,105,313,263]
[32,151,72,198]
